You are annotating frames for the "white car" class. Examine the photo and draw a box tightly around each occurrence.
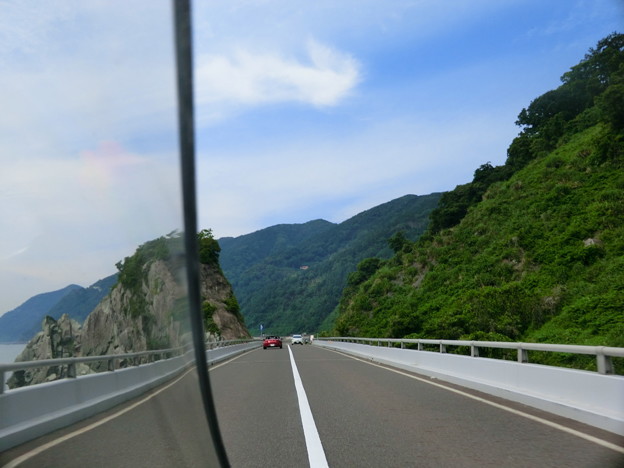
[291,334,304,345]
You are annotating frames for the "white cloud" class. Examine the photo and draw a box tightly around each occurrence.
[195,39,360,111]
[0,140,183,313]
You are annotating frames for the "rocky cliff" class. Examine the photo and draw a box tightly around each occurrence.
[7,314,93,388]
[8,233,249,387]
[199,263,249,339]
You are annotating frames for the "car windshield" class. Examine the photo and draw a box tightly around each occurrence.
[1,3,623,468]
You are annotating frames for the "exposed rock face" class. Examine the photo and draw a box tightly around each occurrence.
[80,260,187,371]
[9,251,249,387]
[7,314,93,388]
[200,263,250,339]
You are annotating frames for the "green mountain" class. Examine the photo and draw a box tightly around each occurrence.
[219,193,441,335]
[334,34,624,368]
[219,219,335,281]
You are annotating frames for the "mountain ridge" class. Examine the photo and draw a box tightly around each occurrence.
[219,193,442,335]
[0,284,83,343]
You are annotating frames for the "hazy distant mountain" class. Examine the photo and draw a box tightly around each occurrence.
[0,285,82,343]
[219,193,441,335]
[47,274,118,323]
[0,275,117,343]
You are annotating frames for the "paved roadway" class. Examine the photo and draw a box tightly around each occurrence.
[2,344,623,467]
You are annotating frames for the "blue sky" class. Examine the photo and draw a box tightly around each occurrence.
[192,0,624,235]
[0,0,622,314]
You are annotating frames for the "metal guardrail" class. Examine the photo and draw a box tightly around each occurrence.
[0,338,254,395]
[317,337,624,375]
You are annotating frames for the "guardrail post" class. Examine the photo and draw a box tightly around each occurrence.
[517,347,528,363]
[418,342,423,351]
[0,371,5,394]
[471,344,479,357]
[597,351,614,375]
[439,344,446,353]
[108,358,115,371]
[67,363,76,378]
[401,341,405,349]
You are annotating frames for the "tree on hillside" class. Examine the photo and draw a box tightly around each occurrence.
[388,231,409,254]
[198,229,221,267]
[426,33,624,236]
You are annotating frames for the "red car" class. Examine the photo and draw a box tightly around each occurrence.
[263,336,282,349]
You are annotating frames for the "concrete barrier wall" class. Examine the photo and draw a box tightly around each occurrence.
[0,342,260,451]
[315,340,624,436]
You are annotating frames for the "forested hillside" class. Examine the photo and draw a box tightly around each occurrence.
[219,219,335,282]
[334,34,624,368]
[219,194,441,335]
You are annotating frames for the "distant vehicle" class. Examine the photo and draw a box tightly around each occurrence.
[291,334,304,345]
[263,336,282,349]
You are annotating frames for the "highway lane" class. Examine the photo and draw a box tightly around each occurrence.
[0,367,222,468]
[295,345,623,467]
[213,345,624,467]
[2,344,623,467]
[210,345,308,467]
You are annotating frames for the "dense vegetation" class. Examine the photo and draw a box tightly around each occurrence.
[334,34,624,370]
[198,228,222,268]
[115,233,182,318]
[219,194,441,335]
[427,33,624,236]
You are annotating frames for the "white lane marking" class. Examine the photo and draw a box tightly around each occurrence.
[2,366,198,468]
[288,346,330,468]
[323,347,624,455]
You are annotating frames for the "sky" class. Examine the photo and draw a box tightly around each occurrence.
[0,0,622,315]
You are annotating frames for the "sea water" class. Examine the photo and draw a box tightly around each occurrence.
[1,343,26,390]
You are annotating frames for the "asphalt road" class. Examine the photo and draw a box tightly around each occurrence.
[213,345,624,468]
[0,366,222,468]
[2,344,623,467]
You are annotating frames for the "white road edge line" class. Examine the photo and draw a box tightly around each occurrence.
[325,347,624,455]
[288,346,330,468]
[2,366,198,468]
